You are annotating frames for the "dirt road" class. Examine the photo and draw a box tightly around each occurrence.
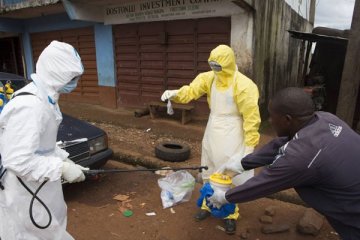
[64,161,339,240]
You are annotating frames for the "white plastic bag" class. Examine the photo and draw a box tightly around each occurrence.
[158,170,195,208]
[167,100,174,115]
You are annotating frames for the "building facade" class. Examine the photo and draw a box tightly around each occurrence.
[0,0,315,114]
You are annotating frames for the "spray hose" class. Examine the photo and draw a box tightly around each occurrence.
[18,165,208,229]
[17,177,52,229]
[83,166,208,176]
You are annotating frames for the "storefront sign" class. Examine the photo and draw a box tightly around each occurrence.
[104,0,242,24]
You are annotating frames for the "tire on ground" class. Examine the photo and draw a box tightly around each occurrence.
[155,142,191,162]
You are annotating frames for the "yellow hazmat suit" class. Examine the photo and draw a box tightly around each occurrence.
[167,45,261,220]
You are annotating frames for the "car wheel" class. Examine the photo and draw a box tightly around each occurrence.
[155,141,191,162]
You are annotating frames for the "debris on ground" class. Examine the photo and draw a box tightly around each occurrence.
[113,193,134,216]
[240,231,249,239]
[134,108,150,118]
[215,225,225,232]
[113,194,130,202]
[259,215,273,224]
[297,208,324,236]
[170,208,176,214]
[97,204,110,209]
[65,161,339,240]
[110,232,122,238]
[264,206,277,216]
[122,209,133,217]
[261,224,291,234]
[146,212,156,216]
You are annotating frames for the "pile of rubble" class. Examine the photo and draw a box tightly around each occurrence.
[239,207,327,239]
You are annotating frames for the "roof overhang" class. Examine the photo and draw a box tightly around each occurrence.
[288,27,349,45]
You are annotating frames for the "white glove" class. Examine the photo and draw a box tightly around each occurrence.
[208,190,228,209]
[63,158,75,164]
[62,162,88,183]
[161,90,179,102]
[217,153,245,176]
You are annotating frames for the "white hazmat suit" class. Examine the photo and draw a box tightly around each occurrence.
[0,41,85,240]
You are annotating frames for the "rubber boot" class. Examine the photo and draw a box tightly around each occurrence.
[224,219,236,235]
[194,210,210,221]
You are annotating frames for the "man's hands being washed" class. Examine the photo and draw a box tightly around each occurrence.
[217,147,254,176]
[217,154,245,177]
[208,189,229,209]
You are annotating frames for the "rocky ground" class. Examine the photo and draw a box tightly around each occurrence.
[65,161,339,240]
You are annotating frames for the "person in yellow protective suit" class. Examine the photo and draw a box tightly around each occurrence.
[161,45,260,234]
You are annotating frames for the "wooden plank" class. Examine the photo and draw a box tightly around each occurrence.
[141,52,163,61]
[141,60,165,69]
[116,60,138,68]
[148,101,194,110]
[168,61,194,70]
[336,0,360,126]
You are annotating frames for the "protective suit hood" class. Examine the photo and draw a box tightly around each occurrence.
[31,40,84,102]
[208,45,237,90]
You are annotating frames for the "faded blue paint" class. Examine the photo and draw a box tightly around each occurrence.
[94,24,116,87]
[2,13,117,88]
[0,18,23,32]
[21,31,34,79]
[3,0,27,5]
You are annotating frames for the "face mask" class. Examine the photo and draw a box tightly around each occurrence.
[209,61,222,72]
[59,76,80,94]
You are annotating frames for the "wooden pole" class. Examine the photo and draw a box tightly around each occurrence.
[336,0,360,126]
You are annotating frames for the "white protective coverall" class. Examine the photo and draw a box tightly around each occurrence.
[0,41,83,240]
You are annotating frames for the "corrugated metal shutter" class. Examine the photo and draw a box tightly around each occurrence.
[114,17,231,114]
[31,27,99,104]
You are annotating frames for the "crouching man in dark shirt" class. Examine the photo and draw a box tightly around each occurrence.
[209,87,360,239]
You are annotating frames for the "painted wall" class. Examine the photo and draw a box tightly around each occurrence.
[253,0,313,110]
[285,0,312,21]
[94,24,115,87]
[231,11,254,77]
[0,17,23,32]
[6,13,117,89]
[19,13,93,78]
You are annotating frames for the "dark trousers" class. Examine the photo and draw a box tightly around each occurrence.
[327,217,360,240]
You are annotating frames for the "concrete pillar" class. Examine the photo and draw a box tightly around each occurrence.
[336,0,360,126]
[94,24,117,108]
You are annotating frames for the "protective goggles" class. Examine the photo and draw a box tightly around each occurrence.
[208,61,222,72]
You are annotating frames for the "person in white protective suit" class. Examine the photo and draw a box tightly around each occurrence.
[0,40,88,240]
[161,45,261,234]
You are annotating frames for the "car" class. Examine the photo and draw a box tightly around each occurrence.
[0,72,113,169]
